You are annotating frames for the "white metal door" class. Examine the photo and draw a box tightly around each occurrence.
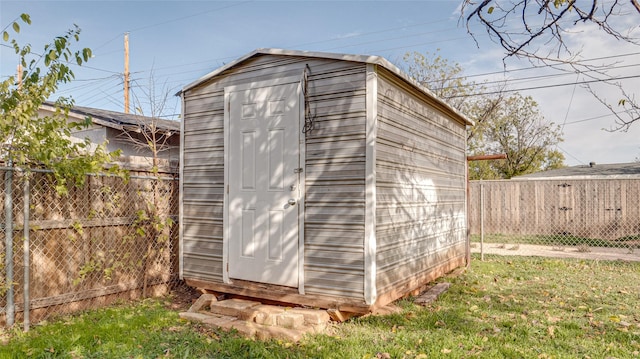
[227,82,300,287]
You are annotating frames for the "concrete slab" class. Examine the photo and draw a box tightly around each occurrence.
[288,308,331,325]
[306,322,329,334]
[255,325,304,342]
[179,312,213,322]
[253,305,286,326]
[219,320,258,338]
[183,298,332,342]
[210,298,261,318]
[201,315,237,327]
[276,312,304,329]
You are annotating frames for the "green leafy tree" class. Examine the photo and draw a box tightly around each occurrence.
[402,51,505,151]
[482,94,564,178]
[1,14,120,194]
[402,51,565,179]
[402,51,470,111]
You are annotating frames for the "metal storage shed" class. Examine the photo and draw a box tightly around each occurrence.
[179,48,473,313]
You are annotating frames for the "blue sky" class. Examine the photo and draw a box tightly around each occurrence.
[2,0,639,166]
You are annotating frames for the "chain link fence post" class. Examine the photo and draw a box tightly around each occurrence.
[23,173,30,332]
[4,167,14,327]
[480,180,484,261]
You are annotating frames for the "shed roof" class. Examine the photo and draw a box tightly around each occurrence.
[180,48,474,126]
[515,162,640,179]
[41,101,180,133]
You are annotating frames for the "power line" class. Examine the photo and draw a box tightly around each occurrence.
[556,145,586,165]
[288,18,456,49]
[563,111,626,125]
[99,6,571,87]
[458,51,640,81]
[0,43,121,75]
[411,62,640,95]
[124,58,640,103]
[484,63,640,87]
[451,74,640,97]
[92,33,122,53]
[124,41,640,96]
[317,28,461,52]
[72,79,122,104]
[109,17,491,80]
[127,1,254,33]
[69,74,121,83]
[561,73,580,131]
[55,76,120,95]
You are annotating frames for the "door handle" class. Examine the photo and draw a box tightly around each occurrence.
[288,199,297,206]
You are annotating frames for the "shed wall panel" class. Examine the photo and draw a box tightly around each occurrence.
[375,70,467,295]
[182,55,367,299]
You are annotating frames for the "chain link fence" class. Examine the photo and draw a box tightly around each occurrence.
[468,179,640,260]
[0,167,179,330]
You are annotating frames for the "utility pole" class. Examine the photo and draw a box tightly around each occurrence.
[124,32,130,113]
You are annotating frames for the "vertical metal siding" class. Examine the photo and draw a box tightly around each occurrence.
[375,69,467,295]
[182,55,367,299]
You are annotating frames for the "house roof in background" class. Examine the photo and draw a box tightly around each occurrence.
[180,48,474,126]
[41,102,180,133]
[516,162,640,179]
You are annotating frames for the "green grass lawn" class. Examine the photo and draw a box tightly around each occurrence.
[2,255,639,358]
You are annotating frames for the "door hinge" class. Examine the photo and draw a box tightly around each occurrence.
[226,262,229,272]
[294,168,303,173]
[227,185,229,194]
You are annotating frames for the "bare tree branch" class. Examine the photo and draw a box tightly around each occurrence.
[463,0,638,59]
[587,82,640,132]
[462,0,640,129]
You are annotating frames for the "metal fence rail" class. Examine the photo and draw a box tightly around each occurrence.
[0,167,179,330]
[469,179,640,259]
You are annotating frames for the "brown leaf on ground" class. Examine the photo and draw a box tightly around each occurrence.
[547,326,555,338]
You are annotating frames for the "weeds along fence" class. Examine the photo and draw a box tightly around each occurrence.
[0,166,179,330]
[469,179,640,255]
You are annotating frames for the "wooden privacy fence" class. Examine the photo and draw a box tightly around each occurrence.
[468,179,640,249]
[0,167,179,330]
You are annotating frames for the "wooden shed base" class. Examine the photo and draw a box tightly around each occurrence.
[185,278,373,314]
[373,255,466,309]
[185,256,466,315]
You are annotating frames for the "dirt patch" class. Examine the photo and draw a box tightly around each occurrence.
[165,281,202,311]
